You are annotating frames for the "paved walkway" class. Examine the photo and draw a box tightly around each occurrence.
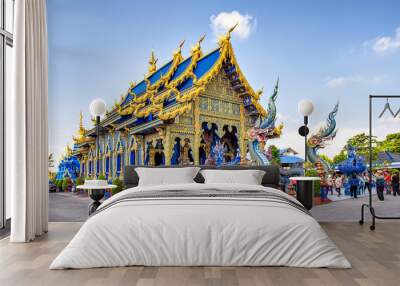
[311,193,400,221]
[49,191,400,222]
[49,192,90,222]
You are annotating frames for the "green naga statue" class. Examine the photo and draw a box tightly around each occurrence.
[306,102,339,171]
[248,79,283,165]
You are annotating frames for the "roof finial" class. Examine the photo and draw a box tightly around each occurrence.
[79,110,84,130]
[198,34,206,46]
[228,22,239,36]
[218,23,238,46]
[174,40,185,55]
[148,50,158,75]
[129,81,136,88]
[65,145,72,156]
[179,39,185,50]
[192,34,206,54]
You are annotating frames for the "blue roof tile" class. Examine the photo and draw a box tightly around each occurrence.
[120,47,221,109]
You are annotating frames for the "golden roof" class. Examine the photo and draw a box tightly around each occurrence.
[73,111,94,144]
[115,24,267,120]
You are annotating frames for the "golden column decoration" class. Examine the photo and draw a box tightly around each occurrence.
[193,98,201,165]
[132,135,139,165]
[164,126,171,166]
[239,105,247,165]
[140,135,146,165]
[83,155,88,178]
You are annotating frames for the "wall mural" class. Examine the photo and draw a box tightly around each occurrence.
[57,26,293,181]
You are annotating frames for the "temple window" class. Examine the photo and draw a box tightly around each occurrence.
[171,137,193,166]
[129,137,136,165]
[116,141,124,177]
[154,139,165,166]
[144,141,156,166]
[221,125,239,163]
[199,122,220,165]
[105,145,111,179]
[130,150,135,165]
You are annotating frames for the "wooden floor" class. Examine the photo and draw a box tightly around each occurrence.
[0,222,399,286]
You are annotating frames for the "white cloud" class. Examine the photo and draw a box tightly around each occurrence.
[210,11,256,39]
[325,75,385,88]
[366,27,400,55]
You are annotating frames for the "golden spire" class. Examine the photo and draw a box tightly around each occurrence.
[79,111,84,131]
[174,40,185,55]
[66,145,72,156]
[255,87,263,100]
[129,81,136,88]
[218,23,238,46]
[73,112,93,144]
[191,34,205,54]
[147,50,158,75]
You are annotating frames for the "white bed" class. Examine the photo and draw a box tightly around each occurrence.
[50,183,351,269]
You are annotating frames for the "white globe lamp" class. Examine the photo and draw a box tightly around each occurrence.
[297,99,314,163]
[89,98,107,118]
[298,100,314,117]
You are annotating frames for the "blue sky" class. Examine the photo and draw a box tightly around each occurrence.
[48,0,400,166]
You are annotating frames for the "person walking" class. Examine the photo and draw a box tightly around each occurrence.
[375,170,385,201]
[392,172,400,196]
[359,175,365,195]
[384,170,392,195]
[363,172,371,193]
[349,173,359,199]
[327,175,334,196]
[335,175,343,197]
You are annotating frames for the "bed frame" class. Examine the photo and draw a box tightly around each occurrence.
[123,165,281,189]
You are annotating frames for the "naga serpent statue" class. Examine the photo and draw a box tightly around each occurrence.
[306,102,339,171]
[248,79,283,165]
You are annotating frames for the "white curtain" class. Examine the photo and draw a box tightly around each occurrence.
[8,0,48,242]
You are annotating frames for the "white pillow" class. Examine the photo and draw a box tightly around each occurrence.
[136,167,200,186]
[200,169,265,185]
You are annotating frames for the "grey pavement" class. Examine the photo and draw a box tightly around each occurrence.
[49,191,400,222]
[310,193,400,221]
[49,192,91,222]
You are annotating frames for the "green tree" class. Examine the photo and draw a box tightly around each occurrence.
[111,178,124,196]
[62,178,69,192]
[346,133,378,160]
[75,177,84,186]
[319,154,333,165]
[333,150,347,164]
[269,145,281,166]
[377,132,400,153]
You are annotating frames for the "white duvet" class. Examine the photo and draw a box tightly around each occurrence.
[50,183,351,269]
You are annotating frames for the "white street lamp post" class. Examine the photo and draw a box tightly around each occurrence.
[89,98,107,177]
[297,100,314,163]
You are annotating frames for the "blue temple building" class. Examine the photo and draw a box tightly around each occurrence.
[69,28,272,179]
[55,146,81,181]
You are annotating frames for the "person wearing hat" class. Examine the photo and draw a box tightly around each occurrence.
[375,170,385,201]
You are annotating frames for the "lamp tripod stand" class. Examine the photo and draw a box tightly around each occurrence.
[359,95,400,230]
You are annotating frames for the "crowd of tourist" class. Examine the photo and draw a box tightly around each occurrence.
[325,169,400,201]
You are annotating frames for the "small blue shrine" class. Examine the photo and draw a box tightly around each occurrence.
[336,145,367,195]
[55,146,80,182]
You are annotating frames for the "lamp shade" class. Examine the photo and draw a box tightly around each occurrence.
[298,100,314,116]
[89,98,107,117]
